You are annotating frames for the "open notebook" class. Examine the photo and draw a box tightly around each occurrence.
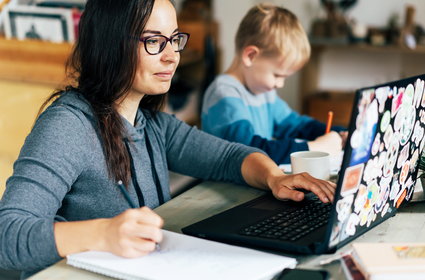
[67,230,296,280]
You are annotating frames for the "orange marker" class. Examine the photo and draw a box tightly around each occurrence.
[325,111,333,134]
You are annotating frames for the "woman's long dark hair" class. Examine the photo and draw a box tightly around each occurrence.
[40,0,166,185]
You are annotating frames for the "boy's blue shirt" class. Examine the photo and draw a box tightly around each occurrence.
[201,74,344,164]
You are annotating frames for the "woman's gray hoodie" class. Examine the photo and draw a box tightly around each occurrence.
[0,92,261,277]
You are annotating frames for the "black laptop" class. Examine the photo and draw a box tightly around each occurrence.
[182,74,425,254]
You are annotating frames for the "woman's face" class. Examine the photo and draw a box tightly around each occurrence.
[131,0,180,97]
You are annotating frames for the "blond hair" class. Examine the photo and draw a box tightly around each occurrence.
[235,3,310,69]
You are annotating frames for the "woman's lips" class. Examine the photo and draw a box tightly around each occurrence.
[154,71,173,79]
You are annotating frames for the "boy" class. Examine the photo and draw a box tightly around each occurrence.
[201,3,345,164]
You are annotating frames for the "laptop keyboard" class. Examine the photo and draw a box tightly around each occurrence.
[239,197,331,241]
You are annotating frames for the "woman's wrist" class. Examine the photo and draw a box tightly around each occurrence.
[241,152,284,190]
[265,169,286,192]
[90,218,109,252]
[54,218,109,257]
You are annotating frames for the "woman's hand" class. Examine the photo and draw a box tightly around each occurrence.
[54,206,163,258]
[99,207,164,258]
[241,152,336,204]
[267,172,336,203]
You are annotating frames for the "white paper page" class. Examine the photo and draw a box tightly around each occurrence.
[67,230,296,280]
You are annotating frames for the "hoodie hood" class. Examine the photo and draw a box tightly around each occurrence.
[54,91,147,141]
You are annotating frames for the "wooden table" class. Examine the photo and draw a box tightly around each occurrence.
[29,181,425,279]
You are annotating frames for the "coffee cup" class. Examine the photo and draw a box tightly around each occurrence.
[290,151,330,180]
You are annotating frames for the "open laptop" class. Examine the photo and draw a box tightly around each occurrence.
[182,74,425,254]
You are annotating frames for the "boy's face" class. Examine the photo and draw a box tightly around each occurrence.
[244,54,297,95]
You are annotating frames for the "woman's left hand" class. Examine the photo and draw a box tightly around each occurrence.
[241,152,336,204]
[267,172,336,203]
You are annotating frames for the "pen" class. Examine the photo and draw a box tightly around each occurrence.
[117,180,137,208]
[325,111,333,134]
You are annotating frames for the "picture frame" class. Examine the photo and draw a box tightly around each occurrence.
[3,5,74,43]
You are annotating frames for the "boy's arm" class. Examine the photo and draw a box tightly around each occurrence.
[202,95,254,146]
[249,134,308,164]
[273,97,345,140]
[205,110,307,165]
[203,96,310,165]
[250,128,343,164]
[276,112,345,140]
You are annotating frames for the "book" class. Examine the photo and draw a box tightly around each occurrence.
[351,243,425,280]
[67,230,296,280]
[340,254,366,280]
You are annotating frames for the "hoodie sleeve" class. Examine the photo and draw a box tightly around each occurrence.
[0,106,87,271]
[160,113,264,185]
[249,135,309,165]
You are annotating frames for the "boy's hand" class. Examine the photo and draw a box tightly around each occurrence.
[307,131,342,156]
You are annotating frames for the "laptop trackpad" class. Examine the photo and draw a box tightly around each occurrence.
[248,196,290,211]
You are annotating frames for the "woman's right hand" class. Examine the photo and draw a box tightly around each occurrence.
[99,207,164,258]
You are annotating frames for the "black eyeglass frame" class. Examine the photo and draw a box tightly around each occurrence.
[138,32,190,55]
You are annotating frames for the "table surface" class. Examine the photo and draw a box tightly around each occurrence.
[29,181,425,280]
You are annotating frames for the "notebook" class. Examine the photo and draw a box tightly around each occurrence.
[67,230,296,280]
[350,243,425,280]
[182,74,425,254]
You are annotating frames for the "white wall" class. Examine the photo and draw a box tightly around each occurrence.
[212,0,425,111]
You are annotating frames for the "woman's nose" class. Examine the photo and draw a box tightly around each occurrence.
[160,42,178,63]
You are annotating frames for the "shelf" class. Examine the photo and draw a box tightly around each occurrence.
[0,37,72,85]
[311,42,425,54]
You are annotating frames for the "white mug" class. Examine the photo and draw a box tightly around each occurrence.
[290,151,330,180]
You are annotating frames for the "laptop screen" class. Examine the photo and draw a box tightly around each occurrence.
[328,74,425,249]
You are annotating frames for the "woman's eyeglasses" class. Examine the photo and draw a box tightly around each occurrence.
[139,32,190,55]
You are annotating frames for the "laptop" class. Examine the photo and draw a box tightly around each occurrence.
[182,74,425,254]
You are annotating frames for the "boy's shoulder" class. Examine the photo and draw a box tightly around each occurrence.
[204,74,281,109]
[203,74,249,109]
[207,74,246,97]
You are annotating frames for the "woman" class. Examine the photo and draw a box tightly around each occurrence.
[0,0,335,277]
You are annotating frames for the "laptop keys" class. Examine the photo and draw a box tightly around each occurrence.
[239,199,331,241]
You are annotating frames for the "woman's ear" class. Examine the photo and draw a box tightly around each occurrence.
[241,45,260,67]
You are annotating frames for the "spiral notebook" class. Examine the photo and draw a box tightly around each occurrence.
[67,230,296,280]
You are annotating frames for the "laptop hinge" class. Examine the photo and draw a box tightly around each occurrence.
[311,241,335,254]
